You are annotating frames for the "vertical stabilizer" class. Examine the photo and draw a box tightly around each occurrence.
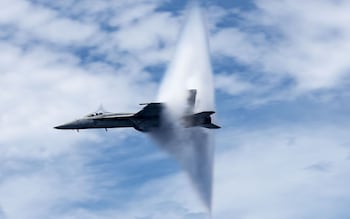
[186,89,197,114]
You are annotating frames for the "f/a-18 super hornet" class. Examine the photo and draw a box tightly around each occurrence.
[55,89,220,132]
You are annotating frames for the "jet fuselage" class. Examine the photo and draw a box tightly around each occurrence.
[55,90,220,132]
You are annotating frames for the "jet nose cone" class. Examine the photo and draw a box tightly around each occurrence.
[54,125,66,129]
[54,120,79,129]
[54,119,93,130]
[54,123,71,129]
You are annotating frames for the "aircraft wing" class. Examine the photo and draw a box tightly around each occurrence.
[134,103,164,117]
[191,111,214,118]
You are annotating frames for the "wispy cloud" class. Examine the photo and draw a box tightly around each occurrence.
[212,125,350,219]
[215,73,253,96]
[211,0,350,101]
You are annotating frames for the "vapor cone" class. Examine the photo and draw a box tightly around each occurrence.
[151,5,215,211]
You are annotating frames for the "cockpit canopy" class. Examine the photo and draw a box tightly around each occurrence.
[85,112,104,117]
[85,105,110,118]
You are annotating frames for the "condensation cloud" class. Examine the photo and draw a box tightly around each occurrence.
[151,4,216,212]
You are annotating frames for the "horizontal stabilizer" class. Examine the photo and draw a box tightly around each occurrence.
[192,111,215,118]
[183,111,220,129]
[201,123,221,129]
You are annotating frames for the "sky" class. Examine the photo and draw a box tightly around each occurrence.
[1,0,350,219]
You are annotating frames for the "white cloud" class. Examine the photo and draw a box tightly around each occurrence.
[113,13,176,51]
[0,154,94,219]
[59,172,208,219]
[215,73,253,95]
[0,0,98,45]
[108,2,159,27]
[109,10,180,66]
[211,27,265,64]
[211,0,350,95]
[212,125,350,219]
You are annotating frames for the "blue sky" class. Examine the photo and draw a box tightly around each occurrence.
[1,0,350,218]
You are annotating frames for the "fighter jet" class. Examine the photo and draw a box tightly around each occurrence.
[54,89,220,132]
